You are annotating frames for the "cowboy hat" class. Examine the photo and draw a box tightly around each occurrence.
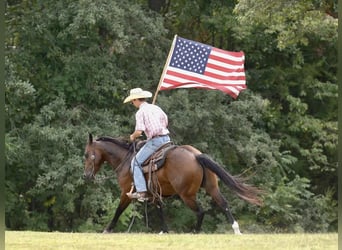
[123,88,153,103]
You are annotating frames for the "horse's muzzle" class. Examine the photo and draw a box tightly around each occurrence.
[83,172,95,181]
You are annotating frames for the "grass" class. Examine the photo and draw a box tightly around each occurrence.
[5,231,338,250]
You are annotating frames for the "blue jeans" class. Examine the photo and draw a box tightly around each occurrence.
[131,135,170,192]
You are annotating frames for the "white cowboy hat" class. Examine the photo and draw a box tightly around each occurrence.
[123,88,153,103]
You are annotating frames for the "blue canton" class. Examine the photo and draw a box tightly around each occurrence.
[170,37,212,74]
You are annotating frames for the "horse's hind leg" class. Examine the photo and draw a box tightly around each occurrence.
[214,191,242,234]
[206,186,242,235]
[180,195,205,233]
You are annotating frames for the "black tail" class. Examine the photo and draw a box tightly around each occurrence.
[196,154,263,206]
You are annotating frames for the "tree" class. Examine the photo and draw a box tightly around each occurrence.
[234,0,338,194]
[5,0,169,231]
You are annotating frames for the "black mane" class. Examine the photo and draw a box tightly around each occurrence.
[96,136,132,150]
[95,136,136,173]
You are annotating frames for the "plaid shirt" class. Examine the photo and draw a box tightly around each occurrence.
[135,102,169,139]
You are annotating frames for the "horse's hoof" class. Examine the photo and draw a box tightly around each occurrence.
[102,229,112,234]
[232,221,242,235]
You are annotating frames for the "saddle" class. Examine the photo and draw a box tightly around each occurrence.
[131,141,177,201]
[137,141,176,173]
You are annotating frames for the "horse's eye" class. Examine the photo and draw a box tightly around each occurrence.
[84,153,89,159]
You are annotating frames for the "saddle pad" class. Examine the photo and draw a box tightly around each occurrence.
[142,142,176,173]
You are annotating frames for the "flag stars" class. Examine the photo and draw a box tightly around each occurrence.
[170,37,211,74]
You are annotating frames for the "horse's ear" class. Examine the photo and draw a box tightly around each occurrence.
[88,133,93,144]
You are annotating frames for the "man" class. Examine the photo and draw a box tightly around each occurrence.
[123,88,170,201]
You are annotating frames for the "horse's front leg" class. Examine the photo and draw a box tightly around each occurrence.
[156,201,168,234]
[103,194,131,233]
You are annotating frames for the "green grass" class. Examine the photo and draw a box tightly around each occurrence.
[5,231,337,250]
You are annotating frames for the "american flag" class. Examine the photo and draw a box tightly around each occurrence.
[159,36,246,99]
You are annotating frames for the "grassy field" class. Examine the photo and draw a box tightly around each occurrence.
[5,231,337,250]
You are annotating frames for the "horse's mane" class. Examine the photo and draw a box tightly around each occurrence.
[95,136,135,173]
[96,136,133,151]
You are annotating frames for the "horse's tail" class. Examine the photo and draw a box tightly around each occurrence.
[196,154,263,206]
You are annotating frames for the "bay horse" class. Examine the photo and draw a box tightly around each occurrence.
[83,133,263,234]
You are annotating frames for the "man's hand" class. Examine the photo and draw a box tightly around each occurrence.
[130,130,143,141]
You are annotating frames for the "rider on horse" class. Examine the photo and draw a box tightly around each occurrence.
[123,88,170,202]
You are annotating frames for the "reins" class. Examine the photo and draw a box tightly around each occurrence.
[92,172,116,183]
[89,152,116,183]
[128,140,150,232]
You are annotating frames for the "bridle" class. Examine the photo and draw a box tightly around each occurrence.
[85,152,96,179]
[84,139,138,183]
[90,154,96,172]
[86,152,114,182]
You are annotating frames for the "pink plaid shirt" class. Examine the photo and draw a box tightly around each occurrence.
[135,102,169,139]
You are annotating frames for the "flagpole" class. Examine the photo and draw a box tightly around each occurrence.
[152,34,178,104]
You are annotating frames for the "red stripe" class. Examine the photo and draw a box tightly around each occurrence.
[204,70,246,81]
[206,62,245,73]
[161,77,239,98]
[208,54,244,66]
[165,70,246,87]
[212,47,245,57]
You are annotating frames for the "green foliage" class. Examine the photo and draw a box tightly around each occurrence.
[257,176,337,232]
[234,0,337,50]
[7,0,168,111]
[233,0,337,202]
[162,198,197,233]
[5,57,36,129]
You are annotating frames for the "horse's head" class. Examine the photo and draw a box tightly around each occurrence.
[83,133,103,180]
